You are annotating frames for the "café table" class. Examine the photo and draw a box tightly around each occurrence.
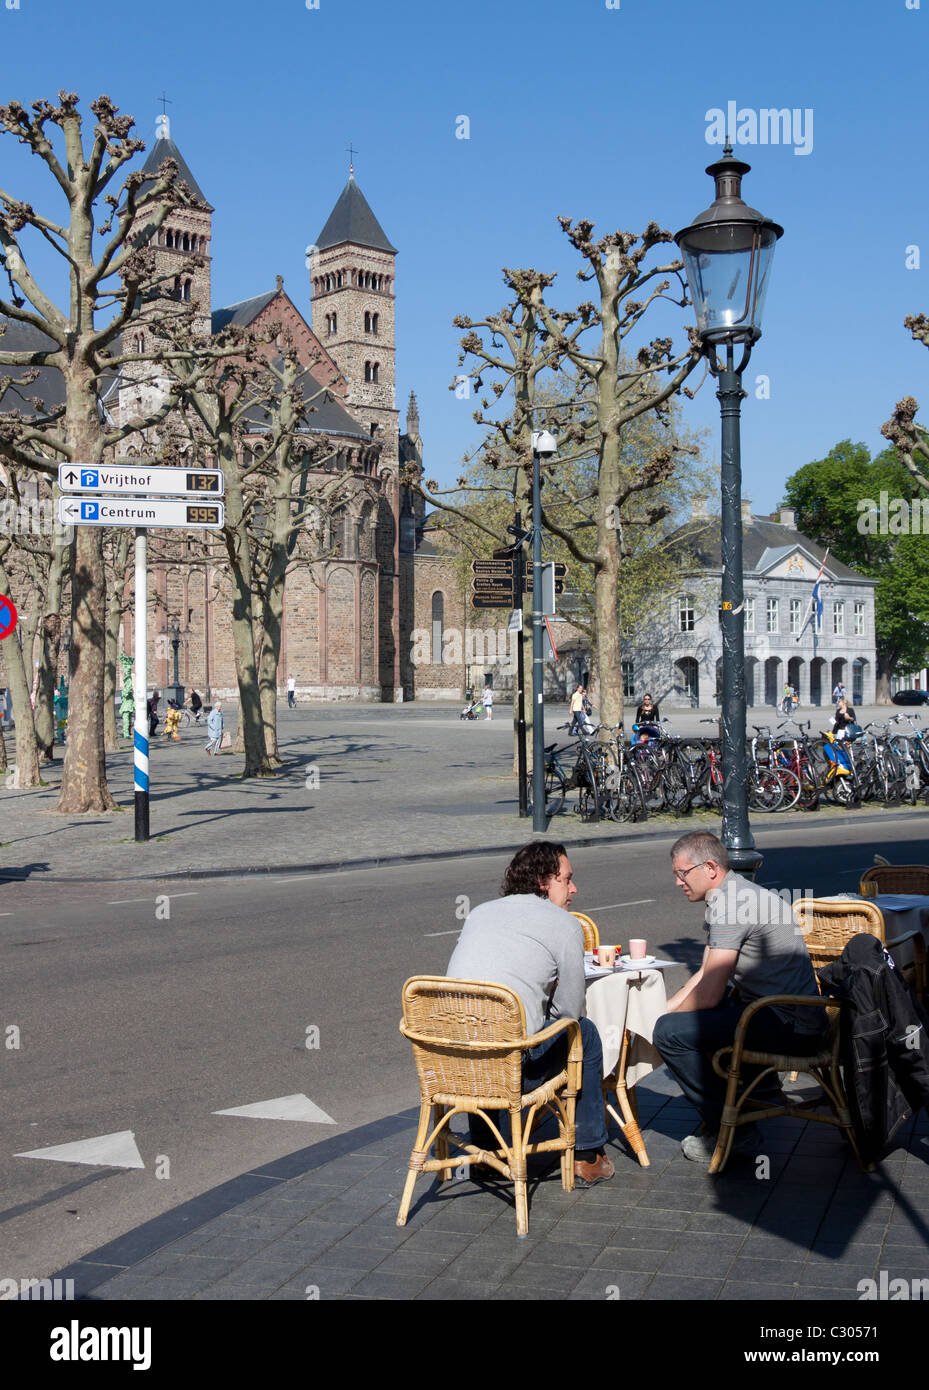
[816,892,928,995]
[584,960,671,1168]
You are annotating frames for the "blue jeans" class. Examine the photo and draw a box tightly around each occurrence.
[652,998,826,1131]
[470,1016,608,1153]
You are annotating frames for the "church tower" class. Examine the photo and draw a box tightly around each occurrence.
[117,114,213,446]
[310,171,398,473]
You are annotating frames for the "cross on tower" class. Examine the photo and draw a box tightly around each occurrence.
[347,142,358,175]
[157,91,173,116]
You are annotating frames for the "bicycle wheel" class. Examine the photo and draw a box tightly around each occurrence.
[574,747,601,823]
[775,767,802,811]
[525,768,567,819]
[611,765,645,822]
[748,768,783,812]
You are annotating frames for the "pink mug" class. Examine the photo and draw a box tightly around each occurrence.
[628,939,647,960]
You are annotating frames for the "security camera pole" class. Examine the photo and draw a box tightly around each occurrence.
[530,431,558,831]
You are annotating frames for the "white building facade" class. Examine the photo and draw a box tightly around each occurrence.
[626,503,878,710]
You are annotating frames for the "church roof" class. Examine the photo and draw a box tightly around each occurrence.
[240,358,370,441]
[140,133,212,210]
[316,175,396,254]
[0,318,66,416]
[211,291,279,334]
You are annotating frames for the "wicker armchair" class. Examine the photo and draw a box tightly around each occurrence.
[859,864,929,896]
[570,911,600,950]
[708,994,867,1175]
[396,976,582,1238]
[709,898,911,1173]
[797,895,926,1004]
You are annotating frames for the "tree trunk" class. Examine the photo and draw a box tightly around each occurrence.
[34,537,67,761]
[876,654,893,704]
[103,532,131,752]
[258,578,284,767]
[593,252,624,730]
[0,555,41,787]
[220,446,274,776]
[56,371,115,813]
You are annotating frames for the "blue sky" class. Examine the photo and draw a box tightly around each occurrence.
[1,0,925,514]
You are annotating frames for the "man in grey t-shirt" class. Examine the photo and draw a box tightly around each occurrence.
[652,831,826,1165]
[447,841,612,1186]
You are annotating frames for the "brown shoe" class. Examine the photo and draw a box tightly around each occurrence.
[574,1153,614,1186]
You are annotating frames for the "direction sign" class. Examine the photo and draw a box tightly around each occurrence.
[59,463,224,497]
[470,593,515,609]
[58,497,225,530]
[472,559,513,577]
[523,577,565,594]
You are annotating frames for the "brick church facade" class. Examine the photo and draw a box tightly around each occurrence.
[115,117,450,703]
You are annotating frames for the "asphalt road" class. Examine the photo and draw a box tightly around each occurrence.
[3,812,929,1284]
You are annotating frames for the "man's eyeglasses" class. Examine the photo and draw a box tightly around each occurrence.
[673,861,708,884]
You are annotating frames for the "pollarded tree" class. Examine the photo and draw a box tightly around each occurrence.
[0,92,212,810]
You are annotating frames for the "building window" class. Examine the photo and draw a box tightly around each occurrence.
[678,595,695,633]
[365,361,380,384]
[622,659,635,698]
[790,598,802,636]
[134,333,145,354]
[766,597,779,633]
[745,599,755,634]
[431,591,444,665]
[182,279,191,302]
[833,602,845,636]
[855,601,865,637]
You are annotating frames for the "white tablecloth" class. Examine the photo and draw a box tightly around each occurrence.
[584,968,667,1086]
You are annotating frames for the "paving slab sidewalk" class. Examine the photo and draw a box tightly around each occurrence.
[2,703,925,885]
[55,1069,929,1302]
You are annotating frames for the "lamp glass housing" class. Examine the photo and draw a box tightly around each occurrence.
[679,222,778,343]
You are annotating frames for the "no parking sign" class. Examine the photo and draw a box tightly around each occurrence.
[0,596,17,639]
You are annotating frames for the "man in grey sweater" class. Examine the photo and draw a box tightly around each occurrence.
[447,841,613,1186]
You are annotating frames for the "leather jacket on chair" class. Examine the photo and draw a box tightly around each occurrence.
[819,934,929,1165]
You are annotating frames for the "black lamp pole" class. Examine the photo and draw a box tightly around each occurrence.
[530,431,557,832]
[676,145,782,877]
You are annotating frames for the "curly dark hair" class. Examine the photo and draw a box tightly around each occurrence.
[501,841,568,898]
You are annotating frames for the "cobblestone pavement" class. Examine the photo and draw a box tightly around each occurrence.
[57,1068,929,1302]
[2,702,924,884]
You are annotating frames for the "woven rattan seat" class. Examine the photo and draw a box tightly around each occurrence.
[860,864,929,897]
[706,899,896,1174]
[396,976,581,1237]
[569,911,600,950]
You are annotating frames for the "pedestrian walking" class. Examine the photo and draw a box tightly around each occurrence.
[569,684,586,735]
[205,701,223,755]
[147,690,160,739]
[287,673,296,709]
[482,683,494,721]
[189,688,203,724]
[832,681,846,704]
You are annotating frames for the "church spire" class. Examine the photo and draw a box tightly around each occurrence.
[406,390,420,441]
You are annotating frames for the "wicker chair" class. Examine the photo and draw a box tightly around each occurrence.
[859,864,929,896]
[396,976,582,1238]
[707,993,867,1175]
[801,894,926,1004]
[570,910,600,950]
[570,911,649,1166]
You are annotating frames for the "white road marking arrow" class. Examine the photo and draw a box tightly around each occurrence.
[15,1129,145,1168]
[213,1093,336,1124]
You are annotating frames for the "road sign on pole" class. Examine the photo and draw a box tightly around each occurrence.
[58,498,225,529]
[59,464,224,497]
[0,595,17,639]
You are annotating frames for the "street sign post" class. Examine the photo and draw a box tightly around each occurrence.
[0,595,17,639]
[58,498,225,529]
[58,464,223,497]
[58,469,227,844]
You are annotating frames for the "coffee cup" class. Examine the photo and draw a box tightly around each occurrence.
[628,939,647,960]
[598,944,616,968]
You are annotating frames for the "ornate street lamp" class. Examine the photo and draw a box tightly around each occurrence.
[530,430,558,833]
[676,145,783,875]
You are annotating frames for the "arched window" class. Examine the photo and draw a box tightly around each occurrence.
[134,333,145,354]
[371,362,379,383]
[371,313,379,334]
[431,592,444,665]
[364,361,371,382]
[183,279,192,302]
[330,312,337,335]
[364,312,370,333]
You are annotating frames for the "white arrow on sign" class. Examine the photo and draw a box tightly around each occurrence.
[213,1093,336,1124]
[58,463,224,498]
[57,497,225,530]
[15,1129,146,1168]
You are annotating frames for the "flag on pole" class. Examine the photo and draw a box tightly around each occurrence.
[796,549,829,647]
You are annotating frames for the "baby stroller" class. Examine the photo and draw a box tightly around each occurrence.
[460,699,481,721]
